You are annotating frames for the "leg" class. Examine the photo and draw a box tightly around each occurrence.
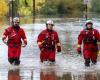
[49,59,55,62]
[49,60,55,65]
[48,51,55,65]
[8,47,15,64]
[14,58,20,65]
[8,58,15,64]
[91,51,97,65]
[91,60,97,65]
[40,50,48,63]
[85,58,90,67]
[83,50,91,67]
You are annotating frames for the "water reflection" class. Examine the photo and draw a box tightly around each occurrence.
[40,68,100,80]
[40,69,72,80]
[71,72,99,80]
[8,69,21,80]
[40,69,57,80]
[57,73,72,80]
[83,73,97,80]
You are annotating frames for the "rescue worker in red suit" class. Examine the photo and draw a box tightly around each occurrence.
[37,20,61,64]
[2,17,27,65]
[77,20,100,67]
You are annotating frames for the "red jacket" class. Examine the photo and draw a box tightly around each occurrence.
[78,28,100,51]
[2,26,27,46]
[37,29,61,52]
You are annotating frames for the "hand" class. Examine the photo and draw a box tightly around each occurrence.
[40,47,44,51]
[38,44,44,51]
[98,50,100,56]
[57,45,61,52]
[22,44,26,47]
[3,40,7,45]
[77,47,81,54]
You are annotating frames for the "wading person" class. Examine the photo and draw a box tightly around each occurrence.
[77,20,100,67]
[2,17,27,65]
[37,20,61,65]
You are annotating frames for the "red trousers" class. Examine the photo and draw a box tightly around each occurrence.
[40,49,56,62]
[8,44,21,58]
[83,50,97,61]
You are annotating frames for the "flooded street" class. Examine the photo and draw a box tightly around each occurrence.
[0,20,100,80]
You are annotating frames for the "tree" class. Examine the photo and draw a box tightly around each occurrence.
[18,0,32,16]
[39,0,84,17]
[40,0,58,15]
[0,0,8,16]
[91,0,100,13]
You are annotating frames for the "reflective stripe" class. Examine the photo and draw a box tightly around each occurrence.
[41,41,45,44]
[97,42,100,45]
[77,44,81,48]
[57,43,61,46]
[98,50,100,56]
[38,41,45,45]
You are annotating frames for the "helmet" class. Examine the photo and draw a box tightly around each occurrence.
[46,20,54,25]
[85,20,93,26]
[13,17,20,23]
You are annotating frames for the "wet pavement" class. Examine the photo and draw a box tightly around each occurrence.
[0,20,100,80]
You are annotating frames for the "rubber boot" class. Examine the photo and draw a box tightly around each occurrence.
[8,58,15,65]
[85,58,90,67]
[14,58,20,66]
[91,60,97,65]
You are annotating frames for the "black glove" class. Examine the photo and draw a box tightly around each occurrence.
[77,47,81,54]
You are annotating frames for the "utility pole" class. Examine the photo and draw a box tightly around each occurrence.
[9,0,15,25]
[33,0,35,23]
[11,0,14,23]
[85,4,88,20]
[9,1,11,25]
[83,0,89,20]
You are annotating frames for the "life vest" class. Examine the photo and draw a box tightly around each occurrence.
[43,31,55,50]
[83,29,97,44]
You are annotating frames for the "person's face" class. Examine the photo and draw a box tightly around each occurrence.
[13,21,19,27]
[86,23,92,29]
[47,24,53,30]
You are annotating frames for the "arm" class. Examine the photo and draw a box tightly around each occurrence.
[21,29,27,47]
[95,30,100,44]
[37,32,45,51]
[95,30,100,55]
[77,31,83,54]
[55,32,61,52]
[2,29,8,45]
